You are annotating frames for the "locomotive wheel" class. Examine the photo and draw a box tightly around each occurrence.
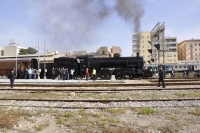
[116,75,121,80]
[106,74,111,80]
[101,75,105,79]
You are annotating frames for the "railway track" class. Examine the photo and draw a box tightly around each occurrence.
[0,87,200,92]
[0,105,199,109]
[1,98,199,103]
[1,79,199,109]
[1,98,199,109]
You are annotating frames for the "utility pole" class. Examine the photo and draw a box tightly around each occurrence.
[44,42,46,79]
[16,45,17,77]
[38,40,40,79]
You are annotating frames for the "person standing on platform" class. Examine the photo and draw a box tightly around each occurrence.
[34,69,37,79]
[70,69,74,80]
[66,68,69,80]
[92,68,96,81]
[52,67,55,80]
[85,68,89,81]
[157,66,165,88]
[24,68,28,79]
[10,70,15,88]
[197,69,200,78]
[13,68,17,78]
[57,68,61,80]
[171,68,175,79]
[28,68,32,79]
[186,68,189,78]
[63,69,66,81]
[183,69,187,78]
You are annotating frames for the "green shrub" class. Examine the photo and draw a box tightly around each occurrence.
[138,107,156,115]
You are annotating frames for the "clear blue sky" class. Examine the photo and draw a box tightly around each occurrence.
[0,0,199,56]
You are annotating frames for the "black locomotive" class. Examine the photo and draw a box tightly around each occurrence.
[52,54,153,80]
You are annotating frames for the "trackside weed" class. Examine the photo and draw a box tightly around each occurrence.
[138,107,156,115]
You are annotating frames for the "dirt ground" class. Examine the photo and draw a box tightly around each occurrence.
[1,107,200,133]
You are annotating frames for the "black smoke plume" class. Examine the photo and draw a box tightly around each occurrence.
[36,0,144,53]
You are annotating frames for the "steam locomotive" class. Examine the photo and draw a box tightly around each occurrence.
[52,54,153,80]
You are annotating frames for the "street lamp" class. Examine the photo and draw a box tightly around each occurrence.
[9,39,18,77]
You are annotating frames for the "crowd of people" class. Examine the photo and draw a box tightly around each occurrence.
[51,67,75,80]
[51,67,97,81]
[12,68,38,79]
[170,68,200,78]
[195,69,200,77]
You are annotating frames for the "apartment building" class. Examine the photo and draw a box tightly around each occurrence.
[163,37,178,64]
[178,39,200,61]
[132,33,140,57]
[133,32,151,62]
[132,32,178,64]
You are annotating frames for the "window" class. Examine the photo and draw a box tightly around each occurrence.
[174,54,176,57]
[174,59,176,62]
[168,59,172,62]
[195,43,197,46]
[147,35,149,38]
[184,66,186,68]
[142,45,144,48]
[175,66,177,68]
[179,66,182,68]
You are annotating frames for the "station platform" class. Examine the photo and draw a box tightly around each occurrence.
[0,78,151,84]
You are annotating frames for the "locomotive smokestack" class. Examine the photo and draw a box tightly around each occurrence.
[136,52,139,57]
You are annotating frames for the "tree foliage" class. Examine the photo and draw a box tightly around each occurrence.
[19,47,38,55]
